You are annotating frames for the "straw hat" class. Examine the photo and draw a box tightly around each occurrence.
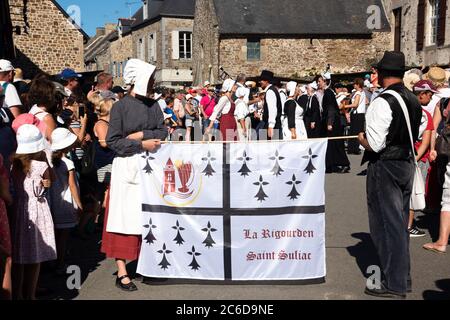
[423,67,447,86]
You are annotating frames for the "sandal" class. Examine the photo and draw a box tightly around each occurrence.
[116,275,138,292]
[423,243,446,254]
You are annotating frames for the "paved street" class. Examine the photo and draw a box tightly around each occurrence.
[39,155,450,300]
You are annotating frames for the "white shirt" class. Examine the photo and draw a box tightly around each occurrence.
[210,96,232,122]
[353,90,367,114]
[234,99,249,120]
[236,83,250,104]
[0,81,22,109]
[424,87,450,116]
[265,85,278,129]
[365,96,393,153]
[279,90,287,114]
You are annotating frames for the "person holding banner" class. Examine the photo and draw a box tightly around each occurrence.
[359,51,422,299]
[103,59,168,292]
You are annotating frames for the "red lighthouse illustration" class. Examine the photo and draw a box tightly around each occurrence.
[163,158,176,195]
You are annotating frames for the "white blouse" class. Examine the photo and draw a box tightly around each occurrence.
[210,96,232,122]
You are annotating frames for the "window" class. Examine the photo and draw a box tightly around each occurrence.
[112,62,116,77]
[179,31,192,60]
[116,62,121,78]
[429,0,440,45]
[247,38,261,61]
[148,33,156,62]
[138,38,145,60]
[393,8,402,52]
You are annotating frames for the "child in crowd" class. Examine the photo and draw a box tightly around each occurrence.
[11,124,56,300]
[409,80,437,237]
[0,154,13,300]
[50,128,82,274]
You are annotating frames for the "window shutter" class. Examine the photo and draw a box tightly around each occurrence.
[153,33,157,62]
[171,31,179,60]
[437,0,447,46]
[417,0,426,51]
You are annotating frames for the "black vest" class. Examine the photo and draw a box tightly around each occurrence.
[363,83,422,162]
[263,86,282,129]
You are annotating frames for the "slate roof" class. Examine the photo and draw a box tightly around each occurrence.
[132,0,195,31]
[213,0,390,36]
[85,30,118,63]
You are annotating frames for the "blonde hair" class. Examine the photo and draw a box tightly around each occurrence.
[96,98,114,117]
[87,90,102,106]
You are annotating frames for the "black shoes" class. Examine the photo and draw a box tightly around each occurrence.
[116,275,138,292]
[364,283,406,299]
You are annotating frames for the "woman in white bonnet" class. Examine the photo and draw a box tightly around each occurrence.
[234,86,251,141]
[102,59,167,292]
[282,81,308,140]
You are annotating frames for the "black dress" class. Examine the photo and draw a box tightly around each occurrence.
[321,89,350,172]
[301,95,321,138]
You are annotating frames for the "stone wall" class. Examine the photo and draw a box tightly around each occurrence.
[132,21,162,69]
[193,0,220,85]
[109,33,133,86]
[9,0,85,78]
[218,33,392,79]
[387,0,450,67]
[193,0,392,83]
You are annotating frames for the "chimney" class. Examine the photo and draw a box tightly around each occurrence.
[96,27,105,37]
[104,23,117,34]
[143,0,148,20]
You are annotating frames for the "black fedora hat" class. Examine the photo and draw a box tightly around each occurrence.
[259,70,274,82]
[376,51,406,72]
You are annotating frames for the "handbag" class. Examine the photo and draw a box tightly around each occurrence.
[383,90,426,211]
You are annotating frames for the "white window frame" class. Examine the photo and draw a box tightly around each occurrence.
[148,33,157,63]
[138,38,145,61]
[428,0,439,45]
[179,31,192,60]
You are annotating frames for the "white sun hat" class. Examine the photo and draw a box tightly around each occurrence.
[123,59,156,96]
[51,128,78,151]
[16,124,46,155]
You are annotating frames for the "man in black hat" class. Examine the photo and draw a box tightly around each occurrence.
[259,70,283,140]
[358,51,422,299]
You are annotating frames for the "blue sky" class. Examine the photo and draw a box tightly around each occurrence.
[56,0,141,36]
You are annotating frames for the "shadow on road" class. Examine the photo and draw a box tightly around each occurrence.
[423,279,450,300]
[37,231,106,300]
[346,233,380,278]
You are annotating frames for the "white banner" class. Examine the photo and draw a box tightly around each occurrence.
[136,140,327,281]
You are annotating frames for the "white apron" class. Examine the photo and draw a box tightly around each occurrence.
[282,99,308,140]
[106,155,142,235]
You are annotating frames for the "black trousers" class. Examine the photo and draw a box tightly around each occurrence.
[348,113,365,154]
[367,159,414,294]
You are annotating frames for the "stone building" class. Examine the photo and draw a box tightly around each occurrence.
[384,0,449,67]
[105,0,196,87]
[8,0,89,78]
[193,0,392,85]
[84,24,117,72]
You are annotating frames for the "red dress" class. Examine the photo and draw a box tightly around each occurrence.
[101,187,142,261]
[0,155,11,257]
[220,101,238,142]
